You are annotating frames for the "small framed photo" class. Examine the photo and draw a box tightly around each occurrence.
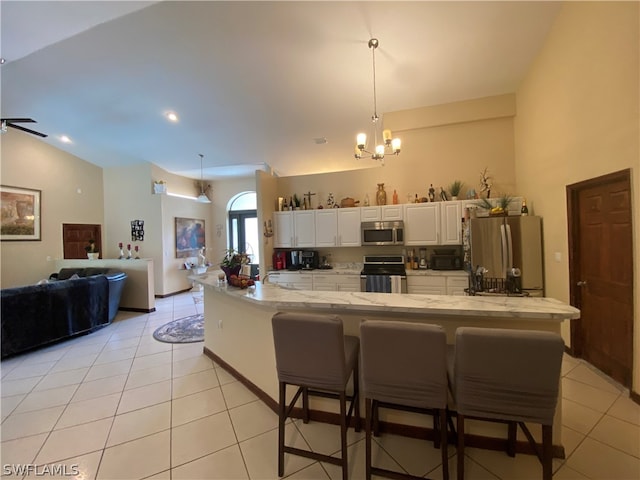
[1,185,41,241]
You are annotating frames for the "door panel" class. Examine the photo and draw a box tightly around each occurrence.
[63,224,102,259]
[568,169,633,387]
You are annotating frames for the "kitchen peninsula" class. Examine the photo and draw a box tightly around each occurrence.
[194,274,580,455]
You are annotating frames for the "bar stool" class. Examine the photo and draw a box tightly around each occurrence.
[271,311,361,480]
[360,320,450,480]
[449,327,564,480]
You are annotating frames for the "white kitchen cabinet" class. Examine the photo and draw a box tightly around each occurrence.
[406,275,446,295]
[270,271,313,290]
[273,212,294,248]
[312,273,337,291]
[360,205,403,222]
[403,203,440,245]
[440,201,463,245]
[446,276,469,296]
[336,208,361,246]
[336,275,360,292]
[314,208,360,247]
[273,211,316,248]
[314,209,338,247]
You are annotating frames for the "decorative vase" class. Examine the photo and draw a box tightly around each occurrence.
[220,265,242,283]
[376,183,387,206]
[87,253,99,260]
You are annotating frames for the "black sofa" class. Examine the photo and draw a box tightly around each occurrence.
[1,268,127,358]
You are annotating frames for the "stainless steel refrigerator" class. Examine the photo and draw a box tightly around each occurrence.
[470,215,544,296]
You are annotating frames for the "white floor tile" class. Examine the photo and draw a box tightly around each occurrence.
[171,411,237,467]
[1,405,65,441]
[39,450,103,480]
[1,393,25,420]
[1,375,43,397]
[2,360,56,380]
[565,437,640,479]
[229,400,279,442]
[14,384,77,413]
[608,394,640,426]
[370,430,450,477]
[130,350,172,372]
[84,358,133,381]
[97,430,170,480]
[172,355,215,378]
[562,376,620,413]
[107,401,171,447]
[35,417,113,465]
[124,364,172,390]
[171,444,249,479]
[220,380,258,408]
[71,374,127,402]
[565,363,625,395]
[55,392,121,429]
[49,352,98,373]
[172,368,220,399]
[93,346,138,366]
[0,433,49,466]
[171,387,227,427]
[116,379,171,414]
[589,414,640,458]
[561,398,604,435]
[32,367,88,391]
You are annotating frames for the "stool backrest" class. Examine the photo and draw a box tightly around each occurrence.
[360,320,448,409]
[453,327,564,424]
[272,311,349,390]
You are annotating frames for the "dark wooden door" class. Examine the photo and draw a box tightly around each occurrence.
[568,169,633,387]
[63,224,102,259]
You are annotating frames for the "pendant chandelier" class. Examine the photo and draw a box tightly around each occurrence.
[196,153,211,203]
[354,38,401,165]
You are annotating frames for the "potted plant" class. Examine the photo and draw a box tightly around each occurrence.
[85,239,99,260]
[448,180,464,200]
[475,194,513,216]
[219,248,250,282]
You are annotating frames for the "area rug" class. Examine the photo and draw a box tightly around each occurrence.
[152,314,204,343]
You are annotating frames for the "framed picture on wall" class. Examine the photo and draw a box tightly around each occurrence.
[0,185,41,241]
[175,217,205,258]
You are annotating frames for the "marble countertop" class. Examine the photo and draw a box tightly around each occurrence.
[193,274,580,321]
[265,268,468,277]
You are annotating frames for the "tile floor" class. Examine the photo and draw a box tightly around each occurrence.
[1,292,639,480]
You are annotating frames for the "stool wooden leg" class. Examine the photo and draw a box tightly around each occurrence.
[456,414,465,480]
[507,421,517,457]
[372,399,380,437]
[365,398,373,480]
[278,382,286,477]
[340,392,349,480]
[353,360,361,432]
[440,409,449,480]
[433,413,441,449]
[542,425,553,480]
[302,387,310,423]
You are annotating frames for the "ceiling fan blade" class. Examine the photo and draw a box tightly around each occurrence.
[1,118,36,123]
[7,123,48,138]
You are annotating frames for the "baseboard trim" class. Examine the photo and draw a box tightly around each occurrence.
[119,307,155,313]
[203,347,565,459]
[630,390,640,405]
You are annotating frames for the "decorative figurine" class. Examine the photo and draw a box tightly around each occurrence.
[118,242,125,259]
[428,184,436,202]
[134,245,141,259]
[440,187,449,201]
[327,193,335,208]
[126,244,132,260]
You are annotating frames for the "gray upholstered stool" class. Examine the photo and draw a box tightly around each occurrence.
[360,320,450,480]
[449,327,564,480]
[271,311,361,480]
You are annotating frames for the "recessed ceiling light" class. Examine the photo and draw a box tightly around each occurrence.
[0,58,6,65]
[165,111,179,122]
[60,135,72,143]
[313,137,328,145]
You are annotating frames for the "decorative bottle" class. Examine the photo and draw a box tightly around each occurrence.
[521,199,529,216]
[118,242,125,259]
[392,189,398,205]
[376,183,387,206]
[363,194,370,206]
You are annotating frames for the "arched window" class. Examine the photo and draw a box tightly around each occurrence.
[228,192,259,265]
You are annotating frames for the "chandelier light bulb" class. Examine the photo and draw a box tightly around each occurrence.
[383,129,392,144]
[392,137,401,153]
[357,133,367,149]
[375,145,385,157]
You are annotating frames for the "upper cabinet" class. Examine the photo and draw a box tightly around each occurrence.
[360,205,403,222]
[273,211,315,248]
[314,208,361,247]
[403,203,440,245]
[440,200,462,245]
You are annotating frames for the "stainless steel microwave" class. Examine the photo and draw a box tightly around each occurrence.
[361,221,404,246]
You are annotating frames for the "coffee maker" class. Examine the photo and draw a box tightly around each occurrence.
[301,250,319,270]
[287,250,303,270]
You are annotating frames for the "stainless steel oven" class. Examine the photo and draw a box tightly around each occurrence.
[360,255,407,293]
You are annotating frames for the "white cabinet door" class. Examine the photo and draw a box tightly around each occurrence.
[440,201,462,245]
[360,207,380,222]
[273,212,294,248]
[337,208,361,246]
[381,205,403,220]
[315,209,338,247]
[293,211,316,248]
[336,275,361,292]
[446,276,469,296]
[406,276,446,295]
[403,203,440,245]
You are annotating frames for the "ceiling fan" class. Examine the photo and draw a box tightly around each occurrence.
[1,118,48,138]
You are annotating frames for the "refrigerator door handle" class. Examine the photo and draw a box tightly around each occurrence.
[500,224,508,277]
[505,224,513,269]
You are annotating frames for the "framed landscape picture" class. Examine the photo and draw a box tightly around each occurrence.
[1,185,41,241]
[175,217,205,258]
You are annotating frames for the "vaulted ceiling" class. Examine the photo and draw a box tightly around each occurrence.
[1,1,561,180]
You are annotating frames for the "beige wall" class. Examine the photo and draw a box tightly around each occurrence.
[514,2,639,388]
[0,130,105,288]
